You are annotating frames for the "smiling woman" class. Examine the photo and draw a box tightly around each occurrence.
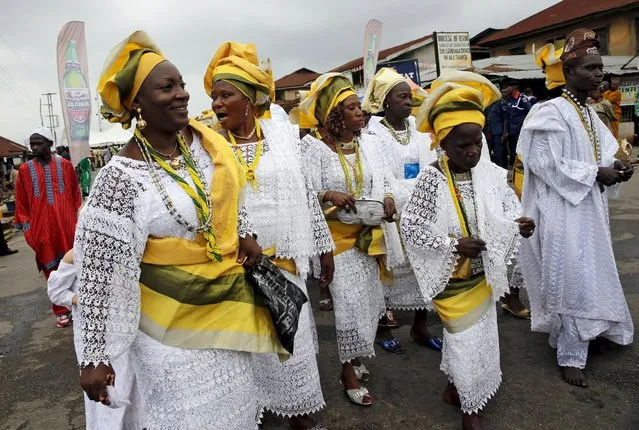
[203,41,335,430]
[74,30,274,429]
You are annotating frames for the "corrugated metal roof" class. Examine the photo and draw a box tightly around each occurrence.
[472,55,639,78]
[479,0,639,45]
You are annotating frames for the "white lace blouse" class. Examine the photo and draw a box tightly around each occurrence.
[74,134,253,367]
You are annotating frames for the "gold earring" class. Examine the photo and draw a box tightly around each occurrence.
[135,107,147,130]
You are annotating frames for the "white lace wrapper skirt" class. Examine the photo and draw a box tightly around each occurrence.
[330,248,386,363]
[131,331,260,429]
[439,305,502,414]
[509,261,526,290]
[253,271,325,417]
[384,261,434,311]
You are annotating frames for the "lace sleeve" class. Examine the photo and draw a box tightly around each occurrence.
[400,168,458,299]
[237,201,256,238]
[305,173,334,255]
[74,165,148,367]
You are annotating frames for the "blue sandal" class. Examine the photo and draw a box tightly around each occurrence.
[375,337,405,354]
[414,335,443,352]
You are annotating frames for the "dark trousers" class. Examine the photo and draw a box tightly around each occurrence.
[0,227,8,254]
[490,134,507,168]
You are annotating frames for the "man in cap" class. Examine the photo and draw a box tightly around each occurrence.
[500,79,532,168]
[14,127,81,327]
[518,29,634,388]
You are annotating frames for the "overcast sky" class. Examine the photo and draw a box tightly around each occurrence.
[0,0,558,144]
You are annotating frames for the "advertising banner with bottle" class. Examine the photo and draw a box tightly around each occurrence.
[57,21,91,166]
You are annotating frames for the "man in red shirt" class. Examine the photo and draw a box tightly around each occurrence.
[14,127,81,327]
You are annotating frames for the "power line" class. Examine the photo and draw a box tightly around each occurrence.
[0,67,39,112]
[0,33,45,93]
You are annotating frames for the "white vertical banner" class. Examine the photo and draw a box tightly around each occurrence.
[57,21,91,166]
[363,19,383,92]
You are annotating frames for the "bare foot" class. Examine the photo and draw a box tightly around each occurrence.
[502,292,530,319]
[289,414,317,430]
[463,413,481,430]
[560,366,588,388]
[442,382,461,408]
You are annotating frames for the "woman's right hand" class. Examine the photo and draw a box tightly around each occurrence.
[327,191,357,213]
[455,237,487,259]
[80,363,115,405]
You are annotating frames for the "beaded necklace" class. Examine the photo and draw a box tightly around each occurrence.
[438,155,475,237]
[229,119,263,188]
[381,117,411,145]
[335,141,364,198]
[134,128,222,262]
[562,89,600,163]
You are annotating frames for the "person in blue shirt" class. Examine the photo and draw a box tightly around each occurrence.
[484,99,505,165]
[501,80,532,167]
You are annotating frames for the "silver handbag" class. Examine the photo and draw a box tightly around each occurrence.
[337,199,386,226]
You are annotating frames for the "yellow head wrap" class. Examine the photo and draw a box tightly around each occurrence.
[431,69,501,108]
[98,31,166,129]
[203,42,273,117]
[297,73,357,129]
[534,43,565,90]
[362,68,407,114]
[417,83,488,149]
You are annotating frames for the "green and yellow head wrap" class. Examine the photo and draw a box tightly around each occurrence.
[296,73,357,129]
[97,31,166,129]
[204,42,273,117]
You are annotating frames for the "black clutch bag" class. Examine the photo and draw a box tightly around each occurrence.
[246,256,308,355]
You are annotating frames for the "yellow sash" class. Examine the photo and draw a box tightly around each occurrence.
[137,121,286,355]
[432,276,492,333]
[327,220,391,282]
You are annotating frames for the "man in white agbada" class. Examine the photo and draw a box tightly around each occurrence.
[518,28,634,388]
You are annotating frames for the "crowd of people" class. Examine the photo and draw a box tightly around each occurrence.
[2,26,635,429]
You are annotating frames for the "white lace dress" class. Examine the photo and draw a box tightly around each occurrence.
[74,134,262,429]
[301,134,404,363]
[400,161,522,414]
[366,116,437,310]
[232,120,332,418]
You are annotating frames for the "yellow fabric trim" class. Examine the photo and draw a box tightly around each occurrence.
[189,119,246,255]
[432,110,485,149]
[432,278,492,333]
[512,155,524,200]
[263,247,297,275]
[327,89,357,122]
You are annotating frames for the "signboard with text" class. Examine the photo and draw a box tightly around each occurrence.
[377,59,420,86]
[433,31,472,75]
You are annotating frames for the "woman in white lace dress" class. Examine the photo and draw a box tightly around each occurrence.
[76,32,275,429]
[298,73,404,407]
[362,67,441,354]
[203,42,334,430]
[400,77,535,429]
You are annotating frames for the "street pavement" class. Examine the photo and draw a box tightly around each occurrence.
[1,174,638,430]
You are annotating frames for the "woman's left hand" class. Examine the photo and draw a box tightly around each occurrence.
[516,217,535,238]
[384,197,397,222]
[238,235,262,268]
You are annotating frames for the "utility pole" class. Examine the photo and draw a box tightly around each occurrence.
[41,92,59,144]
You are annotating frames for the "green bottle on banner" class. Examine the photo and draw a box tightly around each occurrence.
[63,40,90,141]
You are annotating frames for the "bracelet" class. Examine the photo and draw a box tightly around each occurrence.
[325,191,334,203]
[384,192,394,201]
[318,190,327,202]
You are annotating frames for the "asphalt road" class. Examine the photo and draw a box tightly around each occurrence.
[1,174,638,430]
